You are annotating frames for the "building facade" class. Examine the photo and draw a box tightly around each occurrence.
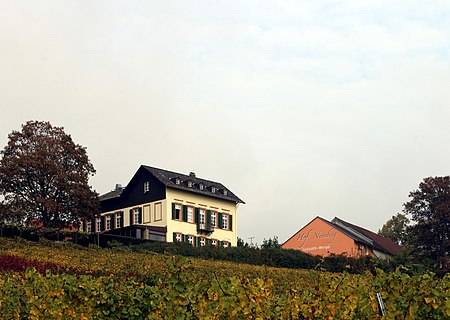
[282,216,401,259]
[83,165,244,247]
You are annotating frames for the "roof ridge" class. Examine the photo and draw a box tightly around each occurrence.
[142,165,245,204]
[142,165,225,186]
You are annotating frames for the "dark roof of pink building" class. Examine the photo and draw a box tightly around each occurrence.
[331,217,402,256]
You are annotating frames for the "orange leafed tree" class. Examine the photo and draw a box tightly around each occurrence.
[0,121,99,229]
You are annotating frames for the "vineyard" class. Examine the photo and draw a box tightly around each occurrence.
[0,238,449,319]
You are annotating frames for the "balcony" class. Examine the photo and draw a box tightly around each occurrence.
[197,223,214,234]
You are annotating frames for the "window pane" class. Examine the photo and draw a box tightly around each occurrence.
[134,209,140,224]
[223,215,228,229]
[106,216,111,230]
[199,209,206,224]
[211,212,216,227]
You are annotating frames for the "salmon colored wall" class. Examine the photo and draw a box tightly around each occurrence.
[282,217,362,257]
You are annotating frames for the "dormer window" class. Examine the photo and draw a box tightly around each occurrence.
[211,187,216,193]
[199,183,204,190]
[175,178,181,185]
[187,181,193,188]
[223,189,228,196]
[143,181,150,193]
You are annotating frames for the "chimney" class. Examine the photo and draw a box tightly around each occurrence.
[115,184,122,191]
[189,172,196,178]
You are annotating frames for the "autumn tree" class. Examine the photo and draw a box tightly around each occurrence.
[403,176,450,271]
[0,121,99,229]
[378,213,410,245]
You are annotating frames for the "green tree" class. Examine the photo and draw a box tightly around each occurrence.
[237,237,248,247]
[403,176,450,271]
[0,121,99,229]
[261,236,281,249]
[378,213,410,245]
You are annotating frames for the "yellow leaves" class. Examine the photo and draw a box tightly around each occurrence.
[1,238,449,319]
[207,288,219,301]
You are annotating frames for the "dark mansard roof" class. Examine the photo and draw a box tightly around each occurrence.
[100,165,245,204]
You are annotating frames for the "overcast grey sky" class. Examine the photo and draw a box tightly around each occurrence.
[1,1,450,245]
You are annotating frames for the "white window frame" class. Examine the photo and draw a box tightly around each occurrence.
[175,233,182,242]
[187,235,194,246]
[187,206,193,223]
[96,217,101,232]
[222,214,228,230]
[211,212,216,227]
[199,209,206,225]
[211,239,217,247]
[200,237,206,247]
[144,181,150,193]
[87,221,92,233]
[134,208,140,224]
[106,215,111,231]
[116,213,121,228]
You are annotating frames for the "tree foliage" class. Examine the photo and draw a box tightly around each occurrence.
[378,213,410,245]
[237,237,248,247]
[403,176,450,271]
[0,121,99,229]
[261,236,281,249]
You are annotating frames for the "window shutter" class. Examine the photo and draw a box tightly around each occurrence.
[207,238,212,246]
[111,214,115,229]
[229,215,233,231]
[195,208,200,225]
[173,232,177,242]
[194,236,199,248]
[206,210,211,229]
[182,234,187,243]
[129,209,133,225]
[218,212,223,229]
[90,219,95,233]
[120,211,124,228]
[101,216,105,232]
[182,205,188,222]
[172,203,176,220]
[138,208,143,224]
[218,240,223,247]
